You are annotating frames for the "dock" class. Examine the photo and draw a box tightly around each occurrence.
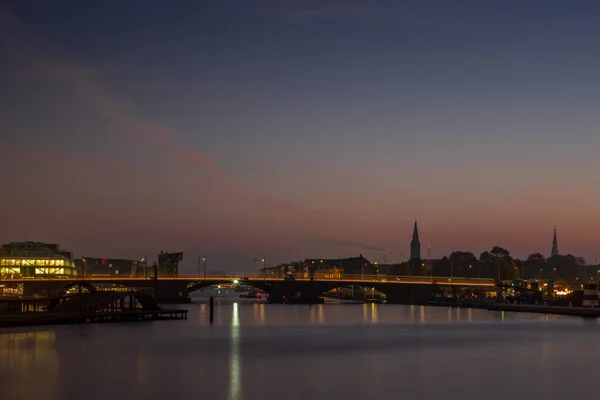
[0,289,187,328]
[0,309,187,328]
[489,303,600,318]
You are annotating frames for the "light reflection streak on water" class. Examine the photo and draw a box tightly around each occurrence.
[199,303,206,322]
[260,304,265,324]
[371,303,378,323]
[468,308,473,322]
[317,304,324,323]
[419,305,426,323]
[228,303,240,400]
[0,331,59,399]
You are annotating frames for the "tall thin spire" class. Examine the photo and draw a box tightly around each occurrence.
[410,220,421,260]
[551,226,559,257]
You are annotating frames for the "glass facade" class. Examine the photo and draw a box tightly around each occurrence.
[0,242,76,277]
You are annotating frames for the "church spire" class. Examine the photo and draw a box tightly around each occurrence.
[551,226,559,257]
[410,220,421,260]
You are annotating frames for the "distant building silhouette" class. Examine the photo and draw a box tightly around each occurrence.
[265,255,374,279]
[74,257,147,278]
[410,220,421,260]
[551,227,559,257]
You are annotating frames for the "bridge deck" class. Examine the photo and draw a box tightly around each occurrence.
[0,275,497,287]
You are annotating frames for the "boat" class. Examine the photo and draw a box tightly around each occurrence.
[189,283,268,303]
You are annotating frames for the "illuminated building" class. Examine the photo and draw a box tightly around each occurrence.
[0,241,76,277]
[157,251,183,276]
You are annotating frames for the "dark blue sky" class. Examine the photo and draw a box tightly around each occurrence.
[2,1,600,268]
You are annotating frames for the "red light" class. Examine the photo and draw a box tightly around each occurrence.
[101,259,106,264]
[428,245,431,248]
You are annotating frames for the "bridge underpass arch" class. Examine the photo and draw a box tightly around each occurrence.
[324,284,389,302]
[63,281,97,294]
[187,279,240,294]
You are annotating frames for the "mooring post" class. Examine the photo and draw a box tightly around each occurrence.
[209,296,214,323]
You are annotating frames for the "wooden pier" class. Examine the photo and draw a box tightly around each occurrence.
[0,289,187,328]
[0,309,187,328]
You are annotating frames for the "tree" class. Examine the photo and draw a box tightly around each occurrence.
[524,253,546,277]
[432,256,451,276]
[490,246,510,259]
[449,251,478,277]
[482,246,517,281]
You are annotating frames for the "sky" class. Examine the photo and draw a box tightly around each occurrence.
[2,0,600,270]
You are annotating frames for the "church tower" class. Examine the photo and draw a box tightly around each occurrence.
[551,227,559,257]
[410,220,421,260]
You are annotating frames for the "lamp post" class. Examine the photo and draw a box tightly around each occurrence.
[362,261,365,280]
[202,256,207,280]
[142,255,147,279]
[81,257,87,280]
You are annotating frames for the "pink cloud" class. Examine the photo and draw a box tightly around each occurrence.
[0,8,385,263]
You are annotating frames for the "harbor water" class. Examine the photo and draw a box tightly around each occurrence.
[1,303,599,399]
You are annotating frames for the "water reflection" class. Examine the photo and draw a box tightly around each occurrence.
[318,304,324,323]
[371,303,378,323]
[310,304,324,324]
[0,331,59,399]
[0,304,595,400]
[229,302,241,400]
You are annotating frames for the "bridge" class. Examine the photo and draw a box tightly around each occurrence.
[0,274,497,304]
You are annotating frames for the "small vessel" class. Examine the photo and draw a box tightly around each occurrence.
[189,284,268,303]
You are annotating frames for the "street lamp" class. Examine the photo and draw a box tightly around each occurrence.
[81,257,87,279]
[362,262,364,280]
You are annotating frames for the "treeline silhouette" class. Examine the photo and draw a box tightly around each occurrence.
[388,246,594,283]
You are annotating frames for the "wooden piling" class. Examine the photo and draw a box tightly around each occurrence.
[209,296,214,323]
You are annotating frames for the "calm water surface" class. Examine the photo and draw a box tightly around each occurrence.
[1,303,600,399]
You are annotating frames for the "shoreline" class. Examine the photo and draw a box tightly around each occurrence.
[489,303,600,318]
